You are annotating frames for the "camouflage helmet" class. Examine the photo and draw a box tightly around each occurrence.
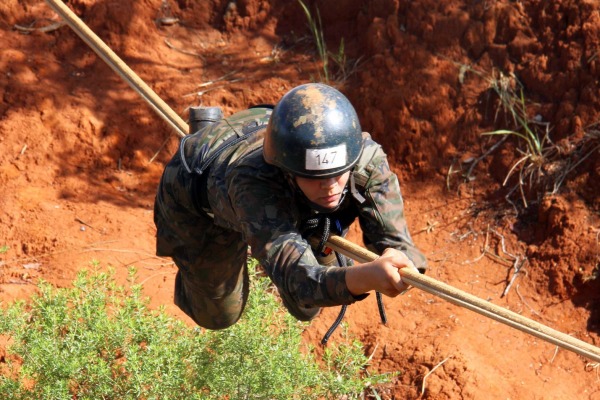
[263,83,363,178]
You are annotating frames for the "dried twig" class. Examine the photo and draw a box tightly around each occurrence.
[462,225,524,284]
[14,19,66,33]
[182,72,245,98]
[463,227,490,264]
[182,84,229,98]
[465,135,509,180]
[148,134,173,164]
[196,71,239,88]
[365,343,379,365]
[586,362,599,381]
[550,345,560,363]
[490,228,517,260]
[551,142,600,194]
[75,217,101,232]
[515,284,542,318]
[164,38,204,59]
[446,159,459,190]
[421,356,452,395]
[415,220,439,235]
[502,257,528,297]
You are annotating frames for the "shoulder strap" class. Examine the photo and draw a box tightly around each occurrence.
[349,134,381,203]
[193,122,265,176]
[180,107,272,175]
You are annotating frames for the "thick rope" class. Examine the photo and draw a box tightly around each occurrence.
[45,0,188,138]
[325,234,600,363]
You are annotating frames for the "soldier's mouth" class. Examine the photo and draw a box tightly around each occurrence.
[320,193,340,203]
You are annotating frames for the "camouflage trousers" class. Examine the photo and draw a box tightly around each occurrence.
[172,226,249,331]
[156,208,250,330]
[153,146,248,329]
[154,150,320,329]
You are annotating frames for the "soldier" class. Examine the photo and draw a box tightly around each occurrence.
[154,83,427,331]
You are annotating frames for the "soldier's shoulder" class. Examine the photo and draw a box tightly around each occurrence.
[225,107,273,127]
[357,132,386,165]
[208,107,271,136]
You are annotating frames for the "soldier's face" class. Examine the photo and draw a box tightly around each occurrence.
[295,172,350,210]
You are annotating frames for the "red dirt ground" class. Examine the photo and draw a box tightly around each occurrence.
[1,0,599,398]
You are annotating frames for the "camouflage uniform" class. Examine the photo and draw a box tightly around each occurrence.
[154,107,427,329]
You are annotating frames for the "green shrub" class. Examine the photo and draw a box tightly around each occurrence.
[0,260,389,399]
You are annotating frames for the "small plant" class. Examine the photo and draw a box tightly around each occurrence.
[0,245,8,254]
[481,70,551,207]
[484,71,600,209]
[298,0,329,82]
[297,0,361,84]
[0,261,388,399]
[453,64,599,211]
[486,73,545,158]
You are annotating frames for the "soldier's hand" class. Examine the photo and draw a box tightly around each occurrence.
[345,248,418,297]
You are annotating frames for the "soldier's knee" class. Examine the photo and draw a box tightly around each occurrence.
[174,268,248,330]
[191,313,242,330]
[293,309,321,322]
[283,300,322,321]
[175,289,243,329]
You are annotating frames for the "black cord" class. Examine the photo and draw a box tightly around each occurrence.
[321,305,347,345]
[302,215,388,344]
[376,292,387,325]
[321,251,348,345]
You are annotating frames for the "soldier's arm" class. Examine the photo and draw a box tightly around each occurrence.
[231,166,364,308]
[355,141,428,272]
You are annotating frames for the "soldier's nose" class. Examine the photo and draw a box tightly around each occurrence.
[320,177,337,189]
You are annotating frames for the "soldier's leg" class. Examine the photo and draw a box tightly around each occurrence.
[173,225,249,330]
[154,148,249,329]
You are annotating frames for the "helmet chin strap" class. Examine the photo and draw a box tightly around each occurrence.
[284,172,348,213]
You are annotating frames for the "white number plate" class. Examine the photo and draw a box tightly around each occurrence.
[305,144,347,171]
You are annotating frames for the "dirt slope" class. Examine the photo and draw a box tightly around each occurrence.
[1,0,599,398]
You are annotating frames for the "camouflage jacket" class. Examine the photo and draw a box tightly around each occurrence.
[163,106,427,309]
